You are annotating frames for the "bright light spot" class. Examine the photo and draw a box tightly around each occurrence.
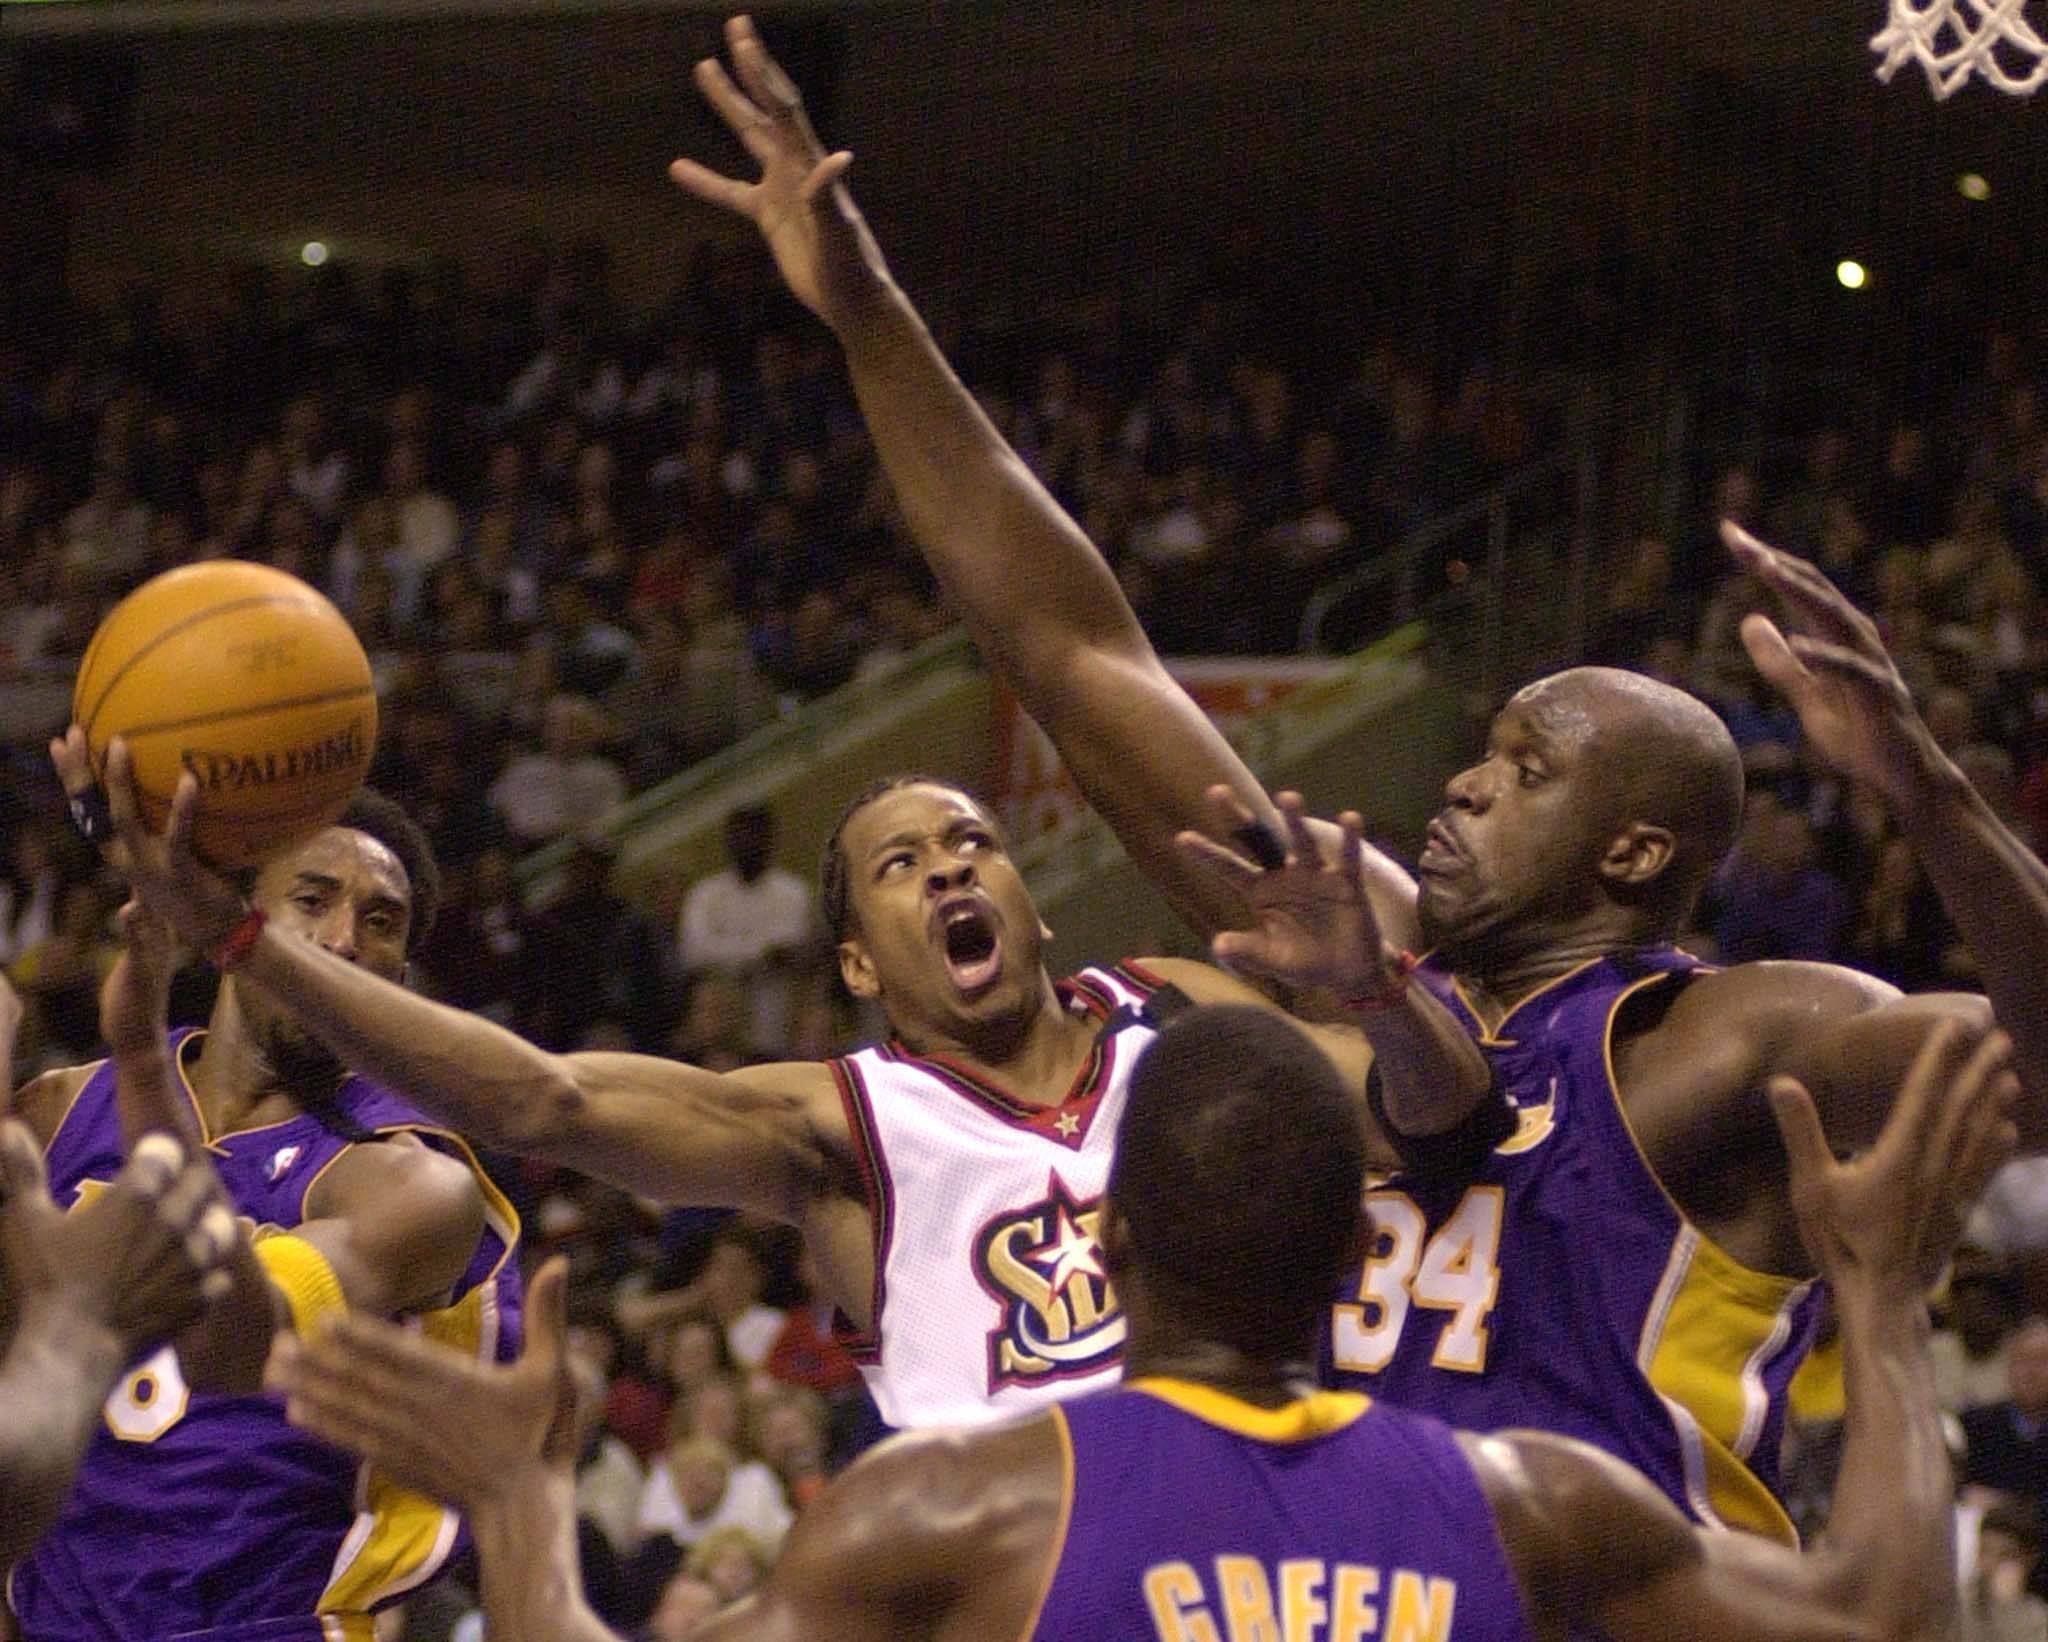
[1958,172,1992,201]
[300,241,329,268]
[1836,259,1869,291]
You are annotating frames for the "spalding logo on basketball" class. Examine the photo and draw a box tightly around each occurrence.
[73,561,379,869]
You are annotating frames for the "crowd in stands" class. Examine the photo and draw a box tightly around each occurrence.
[11,226,2048,1633]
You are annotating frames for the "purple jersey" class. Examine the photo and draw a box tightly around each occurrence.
[1321,949,1825,1542]
[10,1029,523,1642]
[1030,1379,1533,1642]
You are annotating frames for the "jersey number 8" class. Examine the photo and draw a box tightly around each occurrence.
[104,1346,190,1442]
[1331,1187,1505,1375]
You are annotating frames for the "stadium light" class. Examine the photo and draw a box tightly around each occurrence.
[1836,259,1869,290]
[301,240,329,268]
[1958,172,1992,201]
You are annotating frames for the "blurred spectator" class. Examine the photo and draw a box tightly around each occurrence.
[487,695,627,847]
[1940,1256,2028,1416]
[642,1573,721,1642]
[559,1342,645,1566]
[749,1384,830,1512]
[636,1433,792,1554]
[515,834,675,1052]
[677,805,813,1057]
[1963,1318,2048,1524]
[1709,793,1849,964]
[1967,1499,2048,1642]
[685,1524,772,1607]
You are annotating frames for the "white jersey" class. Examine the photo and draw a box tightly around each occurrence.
[830,962,1182,1429]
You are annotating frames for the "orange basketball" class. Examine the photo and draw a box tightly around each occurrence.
[74,561,379,870]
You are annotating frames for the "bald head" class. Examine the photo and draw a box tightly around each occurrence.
[1513,667,1744,923]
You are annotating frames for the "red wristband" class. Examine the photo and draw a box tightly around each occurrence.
[1343,950,1422,1013]
[212,908,268,972]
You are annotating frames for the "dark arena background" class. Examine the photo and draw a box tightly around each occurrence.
[4,0,2048,1635]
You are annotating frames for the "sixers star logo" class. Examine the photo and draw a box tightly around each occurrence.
[972,1171,1126,1393]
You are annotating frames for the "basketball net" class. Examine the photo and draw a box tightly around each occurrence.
[1872,0,2048,97]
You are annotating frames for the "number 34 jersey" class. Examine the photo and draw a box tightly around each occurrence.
[1320,948,1826,1543]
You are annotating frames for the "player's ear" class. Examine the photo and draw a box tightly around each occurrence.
[837,937,879,1000]
[1598,823,1676,890]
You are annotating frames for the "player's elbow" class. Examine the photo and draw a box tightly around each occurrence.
[496,1057,589,1154]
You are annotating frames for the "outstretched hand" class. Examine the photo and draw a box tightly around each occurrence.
[0,1122,234,1354]
[51,729,247,960]
[1723,521,1945,805]
[1174,787,1404,1001]
[669,15,891,331]
[267,1257,577,1510]
[1768,1021,2019,1297]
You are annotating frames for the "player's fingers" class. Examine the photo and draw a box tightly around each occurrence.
[289,1334,456,1431]
[166,774,203,863]
[1275,792,1319,867]
[50,727,90,795]
[1888,1017,1966,1158]
[1738,611,1813,695]
[187,1203,237,1273]
[280,1383,439,1479]
[1927,1030,2015,1189]
[1766,1076,1835,1189]
[800,151,854,210]
[151,1158,223,1244]
[121,1132,188,1202]
[729,15,813,130]
[668,156,756,215]
[0,1119,52,1213]
[1209,930,1286,982]
[316,1312,477,1400]
[1785,636,1905,697]
[1203,783,1259,837]
[694,58,779,166]
[1951,1070,2023,1206]
[105,738,144,832]
[524,1256,572,1373]
[1172,829,1260,887]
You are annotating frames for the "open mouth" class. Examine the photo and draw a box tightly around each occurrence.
[937,899,1003,994]
[1418,820,1465,877]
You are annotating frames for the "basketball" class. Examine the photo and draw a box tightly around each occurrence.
[73,561,379,869]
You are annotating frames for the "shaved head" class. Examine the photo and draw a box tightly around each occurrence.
[1514,667,1744,922]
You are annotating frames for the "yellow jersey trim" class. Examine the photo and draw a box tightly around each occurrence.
[252,1233,348,1336]
[1601,970,1807,1545]
[1130,1378,1371,1443]
[1015,1409,1077,1642]
[1449,956,1607,1046]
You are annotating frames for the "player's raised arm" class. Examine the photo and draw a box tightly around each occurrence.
[0,1123,233,1561]
[81,736,853,1229]
[1488,1020,2012,1642]
[668,15,1418,950]
[1727,520,2048,1131]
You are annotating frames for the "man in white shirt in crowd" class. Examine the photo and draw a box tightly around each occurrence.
[677,805,813,1056]
[487,694,629,848]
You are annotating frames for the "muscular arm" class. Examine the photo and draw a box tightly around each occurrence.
[1894,761,2048,1117]
[693,1419,1060,1642]
[1481,1284,1952,1642]
[233,925,850,1219]
[673,22,1418,950]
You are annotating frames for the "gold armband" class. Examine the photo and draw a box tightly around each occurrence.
[252,1233,347,1336]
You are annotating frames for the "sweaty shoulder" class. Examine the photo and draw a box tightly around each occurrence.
[1618,959,1897,1110]
[771,1410,1068,1628]
[1459,1426,1700,1630]
[7,1061,99,1147]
